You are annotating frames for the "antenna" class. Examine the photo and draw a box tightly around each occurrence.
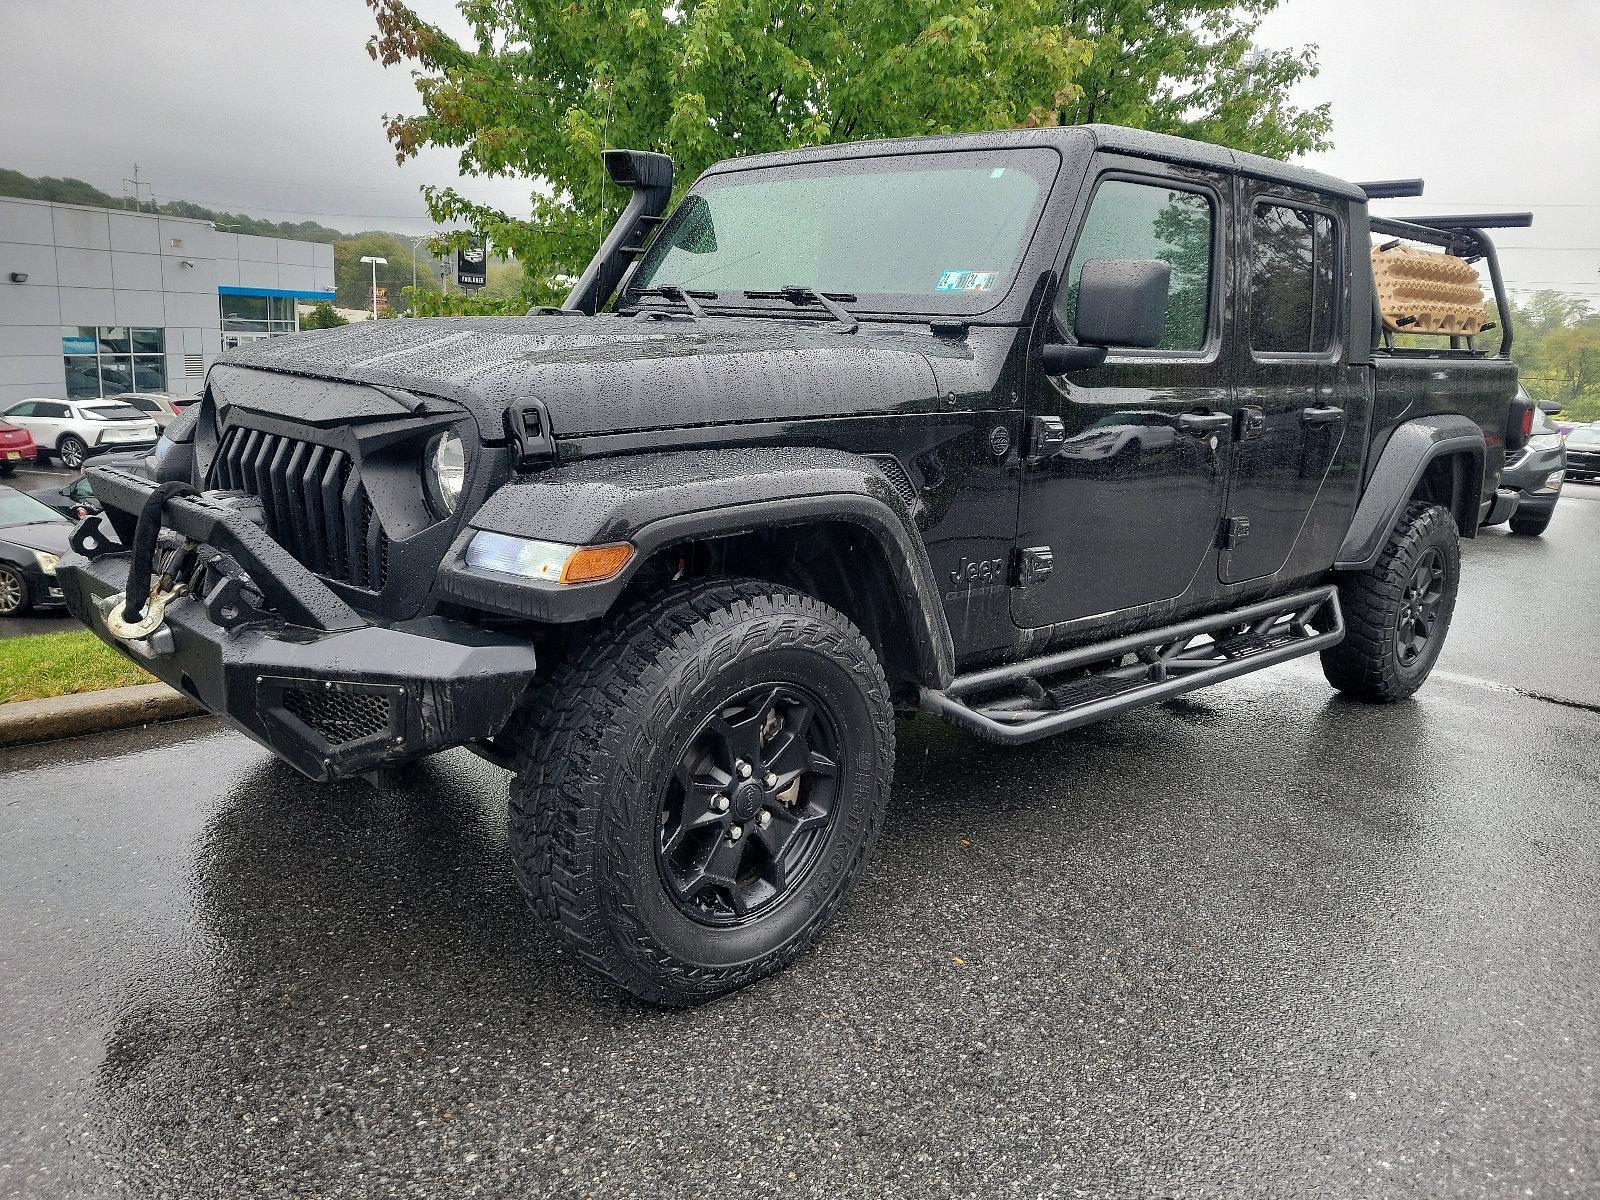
[121,163,155,213]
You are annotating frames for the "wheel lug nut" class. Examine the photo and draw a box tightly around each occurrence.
[737,761,753,778]
[711,794,729,813]
[728,825,743,842]
[758,812,771,828]
[764,772,778,787]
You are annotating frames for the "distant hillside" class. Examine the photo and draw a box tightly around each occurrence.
[0,167,449,311]
[0,167,355,243]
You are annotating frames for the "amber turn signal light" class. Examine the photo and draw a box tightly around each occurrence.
[560,542,634,584]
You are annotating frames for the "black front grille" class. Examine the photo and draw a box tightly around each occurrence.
[211,426,389,590]
[1566,450,1600,469]
[282,687,393,745]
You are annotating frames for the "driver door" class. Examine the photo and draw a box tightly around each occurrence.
[1013,159,1235,629]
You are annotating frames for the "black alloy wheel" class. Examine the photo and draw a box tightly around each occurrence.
[508,577,895,1006]
[1394,547,1446,667]
[657,682,840,926]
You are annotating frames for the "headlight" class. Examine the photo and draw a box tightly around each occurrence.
[464,532,633,584]
[33,551,60,575]
[424,431,466,516]
[1527,433,1563,452]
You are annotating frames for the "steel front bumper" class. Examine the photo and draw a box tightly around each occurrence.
[59,468,537,781]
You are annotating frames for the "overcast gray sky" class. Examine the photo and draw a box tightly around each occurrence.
[2,0,1595,298]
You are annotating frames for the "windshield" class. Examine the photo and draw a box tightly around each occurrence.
[0,490,68,527]
[81,403,145,422]
[1567,426,1600,446]
[629,148,1060,314]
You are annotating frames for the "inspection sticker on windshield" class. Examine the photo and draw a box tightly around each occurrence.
[935,270,997,292]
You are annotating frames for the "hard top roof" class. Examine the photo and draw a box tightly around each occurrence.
[704,122,1365,204]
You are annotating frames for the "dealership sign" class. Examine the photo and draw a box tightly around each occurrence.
[457,241,487,291]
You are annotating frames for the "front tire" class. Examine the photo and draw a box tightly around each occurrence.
[509,578,895,1006]
[0,565,30,616]
[57,435,87,470]
[1321,502,1459,702]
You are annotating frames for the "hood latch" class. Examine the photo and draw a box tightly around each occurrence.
[505,399,557,468]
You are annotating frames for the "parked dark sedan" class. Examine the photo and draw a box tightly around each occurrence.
[1488,397,1567,536]
[1563,424,1600,484]
[0,486,73,615]
[27,473,101,520]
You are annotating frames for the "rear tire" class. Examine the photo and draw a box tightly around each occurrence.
[0,565,30,616]
[1321,502,1459,702]
[57,435,87,470]
[508,578,895,1006]
[1509,506,1553,536]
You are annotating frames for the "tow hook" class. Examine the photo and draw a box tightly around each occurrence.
[94,479,202,659]
[97,582,187,659]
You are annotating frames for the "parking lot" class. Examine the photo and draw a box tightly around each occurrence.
[2,487,1597,1199]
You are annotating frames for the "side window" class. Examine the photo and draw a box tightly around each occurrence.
[1250,203,1338,353]
[6,403,34,418]
[1062,178,1215,352]
[41,402,70,418]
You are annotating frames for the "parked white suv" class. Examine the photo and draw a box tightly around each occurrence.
[1,398,160,470]
[105,391,197,431]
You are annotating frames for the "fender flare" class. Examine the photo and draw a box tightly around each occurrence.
[1336,414,1486,570]
[435,446,957,688]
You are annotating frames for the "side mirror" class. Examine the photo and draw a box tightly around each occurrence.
[1537,401,1563,415]
[1042,258,1171,375]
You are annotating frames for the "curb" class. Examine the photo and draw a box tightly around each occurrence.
[0,682,204,748]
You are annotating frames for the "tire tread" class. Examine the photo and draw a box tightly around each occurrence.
[507,577,893,1006]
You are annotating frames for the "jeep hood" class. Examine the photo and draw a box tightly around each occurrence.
[219,314,946,439]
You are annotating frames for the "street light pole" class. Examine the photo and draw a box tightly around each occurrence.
[359,255,388,320]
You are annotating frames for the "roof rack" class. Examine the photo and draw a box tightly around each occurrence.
[1357,179,1425,199]
[1405,212,1534,231]
[1364,210,1533,358]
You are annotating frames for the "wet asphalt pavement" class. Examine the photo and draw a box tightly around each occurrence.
[3,490,1598,1199]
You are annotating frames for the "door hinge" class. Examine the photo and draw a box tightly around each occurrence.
[1012,545,1054,586]
[1027,416,1066,460]
[1222,516,1251,549]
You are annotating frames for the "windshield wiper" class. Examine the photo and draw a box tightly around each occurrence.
[632,285,717,319]
[744,285,860,334]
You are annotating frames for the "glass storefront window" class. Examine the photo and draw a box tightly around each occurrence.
[62,326,166,398]
[221,294,301,341]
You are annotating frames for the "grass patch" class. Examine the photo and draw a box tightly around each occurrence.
[0,630,154,704]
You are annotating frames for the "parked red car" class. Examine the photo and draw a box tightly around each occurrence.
[0,421,37,476]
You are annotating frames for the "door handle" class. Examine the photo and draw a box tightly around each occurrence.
[1301,405,1345,427]
[1177,412,1231,435]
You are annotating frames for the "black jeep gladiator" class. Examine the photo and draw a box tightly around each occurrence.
[60,125,1534,1006]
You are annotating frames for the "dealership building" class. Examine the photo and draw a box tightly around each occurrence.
[0,196,335,407]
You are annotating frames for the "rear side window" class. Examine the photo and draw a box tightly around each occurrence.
[1062,179,1215,352]
[1250,203,1339,353]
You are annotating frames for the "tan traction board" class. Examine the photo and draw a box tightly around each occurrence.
[1371,243,1488,336]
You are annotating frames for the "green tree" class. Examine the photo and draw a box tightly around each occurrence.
[300,301,350,329]
[1534,322,1600,421]
[333,232,443,312]
[1055,1,1330,157]
[403,287,527,317]
[367,0,1328,306]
